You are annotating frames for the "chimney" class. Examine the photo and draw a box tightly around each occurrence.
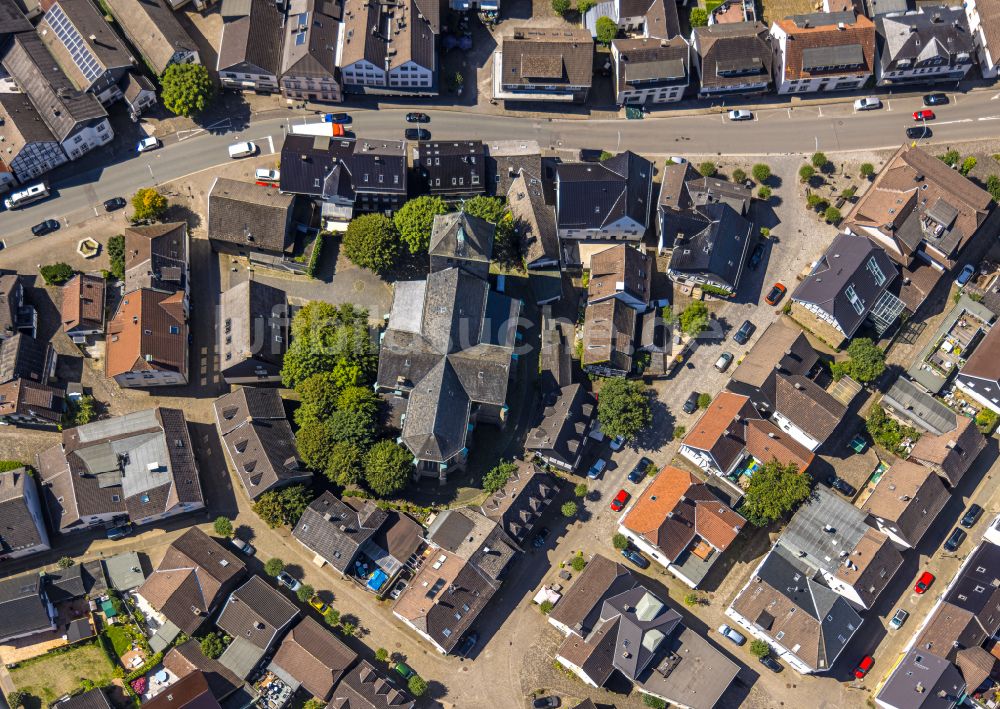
[946,440,957,449]
[916,682,925,693]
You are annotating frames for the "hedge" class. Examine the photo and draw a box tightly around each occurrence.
[306,232,328,278]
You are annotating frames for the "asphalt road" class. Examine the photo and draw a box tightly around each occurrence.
[2,88,1000,244]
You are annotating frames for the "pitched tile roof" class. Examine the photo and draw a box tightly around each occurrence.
[105,289,187,380]
[219,280,288,376]
[581,299,636,373]
[143,670,220,709]
[0,571,52,640]
[57,688,114,709]
[0,467,47,556]
[728,320,815,390]
[681,391,759,472]
[292,491,388,574]
[270,616,358,700]
[862,459,949,545]
[876,8,973,73]
[278,135,407,200]
[524,384,596,471]
[163,640,243,701]
[214,388,309,499]
[915,601,986,662]
[429,211,493,264]
[773,375,845,442]
[0,332,51,384]
[959,323,1000,383]
[500,27,594,91]
[40,0,131,90]
[103,0,196,74]
[123,222,188,295]
[0,378,64,424]
[208,178,296,254]
[556,151,653,231]
[775,12,875,81]
[693,21,772,91]
[61,274,105,333]
[508,170,558,267]
[218,0,284,76]
[338,0,435,75]
[587,244,652,304]
[956,645,995,691]
[909,415,986,486]
[330,660,414,708]
[613,36,688,91]
[137,527,246,634]
[216,575,299,651]
[0,93,61,177]
[548,553,637,633]
[478,461,556,543]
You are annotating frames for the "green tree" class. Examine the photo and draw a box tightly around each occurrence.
[326,441,364,487]
[574,483,588,498]
[799,164,816,183]
[689,6,708,26]
[732,168,747,183]
[463,196,507,224]
[293,374,339,427]
[760,227,771,238]
[407,676,428,698]
[940,150,961,167]
[561,501,578,517]
[339,621,357,637]
[296,584,314,603]
[364,440,411,497]
[752,163,771,183]
[577,0,595,12]
[987,174,1000,202]
[7,691,26,709]
[683,592,700,607]
[806,193,824,209]
[337,386,380,418]
[960,156,977,176]
[343,213,399,274]
[160,63,213,117]
[375,647,389,663]
[253,485,312,528]
[57,556,74,569]
[866,405,919,454]
[393,196,449,254]
[612,533,629,551]
[551,0,570,13]
[482,460,517,494]
[107,235,125,280]
[539,600,554,614]
[599,151,614,161]
[976,408,999,434]
[40,263,75,285]
[66,394,96,426]
[860,162,875,178]
[678,300,710,336]
[844,338,885,383]
[811,152,829,169]
[264,558,285,576]
[698,161,717,177]
[741,460,811,527]
[570,553,586,571]
[200,632,227,659]
[825,206,842,224]
[758,186,772,200]
[328,409,377,449]
[750,639,771,658]
[296,420,339,472]
[324,608,340,627]
[673,425,686,440]
[281,302,376,388]
[302,700,324,709]
[597,378,651,440]
[131,187,168,221]
[595,15,617,44]
[213,516,233,538]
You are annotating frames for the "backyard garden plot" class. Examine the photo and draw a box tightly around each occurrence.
[9,641,116,706]
[756,0,815,25]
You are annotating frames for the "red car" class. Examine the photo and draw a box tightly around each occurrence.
[913,109,935,121]
[764,283,787,306]
[915,571,935,594]
[854,655,874,679]
[610,489,630,512]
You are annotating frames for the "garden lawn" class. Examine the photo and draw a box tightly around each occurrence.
[704,0,723,11]
[104,624,133,657]
[10,642,116,705]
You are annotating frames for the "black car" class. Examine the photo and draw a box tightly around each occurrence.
[923,93,949,106]
[748,243,765,269]
[31,219,59,236]
[758,655,783,673]
[532,698,560,709]
[683,391,700,414]
[628,457,653,484]
[961,504,983,529]
[906,126,931,140]
[944,527,966,552]
[406,112,430,123]
[828,476,856,497]
[103,197,126,211]
[457,631,479,657]
[733,319,755,345]
[621,548,650,569]
[404,128,431,141]
[532,527,550,548]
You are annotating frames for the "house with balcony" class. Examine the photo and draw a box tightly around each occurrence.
[770,12,875,94]
[875,8,974,86]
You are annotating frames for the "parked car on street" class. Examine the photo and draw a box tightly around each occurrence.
[889,609,909,630]
[764,282,786,306]
[714,352,734,372]
[854,97,882,111]
[532,698,560,709]
[915,571,935,594]
[759,654,783,673]
[31,219,59,236]
[913,109,935,121]
[855,655,874,679]
[532,527,550,548]
[228,141,256,158]
[943,527,966,552]
[961,504,983,528]
[828,476,856,498]
[230,537,255,556]
[393,662,415,681]
[406,112,430,122]
[322,113,351,123]
[276,571,301,592]
[957,264,976,286]
[923,93,948,106]
[308,595,328,614]
[621,548,649,569]
[683,391,700,414]
[136,136,160,153]
[748,243,765,269]
[906,126,932,140]
[728,110,753,121]
[404,128,431,141]
[610,489,630,512]
[733,320,755,345]
[628,457,652,484]
[458,631,479,657]
[103,197,127,211]
[717,624,746,646]
[105,521,132,540]
[255,168,280,183]
[586,458,607,479]
[610,435,625,451]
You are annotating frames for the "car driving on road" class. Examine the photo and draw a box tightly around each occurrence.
[322,113,351,123]
[906,126,931,140]
[913,109,935,121]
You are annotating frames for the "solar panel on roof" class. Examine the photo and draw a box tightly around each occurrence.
[298,12,308,25]
[295,32,306,45]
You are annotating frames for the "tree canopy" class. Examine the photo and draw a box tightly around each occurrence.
[393,196,449,254]
[252,485,313,528]
[213,516,233,538]
[328,409,377,449]
[595,16,617,44]
[597,378,651,440]
[200,632,227,660]
[866,406,920,455]
[689,7,708,25]
[832,338,885,383]
[482,460,517,494]
[364,440,412,497]
[293,373,340,427]
[131,187,168,221]
[281,302,376,389]
[326,441,364,487]
[343,213,399,273]
[678,301,710,336]
[161,64,213,117]
[751,163,771,183]
[40,263,75,286]
[107,235,125,280]
[740,460,811,526]
[296,419,339,472]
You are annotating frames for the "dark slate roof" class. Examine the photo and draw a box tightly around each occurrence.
[548,554,639,634]
[57,688,113,709]
[208,178,295,254]
[218,0,284,76]
[216,575,299,650]
[2,31,106,143]
[943,542,1000,638]
[791,232,898,337]
[330,660,414,708]
[479,462,556,543]
[876,650,966,709]
[0,332,50,384]
[556,151,653,231]
[877,8,973,72]
[45,561,105,602]
[214,388,309,500]
[279,0,339,80]
[41,0,132,86]
[429,212,494,264]
[667,202,753,291]
[601,586,682,681]
[424,507,519,576]
[0,0,31,40]
[693,22,772,90]
[500,27,594,90]
[378,268,519,463]
[773,375,846,443]
[0,571,51,640]
[279,134,407,199]
[524,384,596,470]
[508,170,558,267]
[0,467,46,556]
[219,280,288,373]
[292,491,388,574]
[614,36,689,90]
[416,141,485,196]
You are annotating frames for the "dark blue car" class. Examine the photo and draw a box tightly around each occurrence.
[628,457,652,484]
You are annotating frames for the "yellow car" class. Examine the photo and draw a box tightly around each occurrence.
[308,595,328,614]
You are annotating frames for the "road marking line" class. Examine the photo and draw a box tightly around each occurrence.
[886,100,892,111]
[978,116,1000,121]
[787,108,792,118]
[817,106,823,117]
[266,135,275,154]
[931,118,973,125]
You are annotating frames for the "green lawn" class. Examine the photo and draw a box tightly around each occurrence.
[103,624,132,658]
[704,0,723,10]
[10,642,116,706]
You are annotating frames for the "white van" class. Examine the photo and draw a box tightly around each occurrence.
[228,141,257,159]
[4,182,49,209]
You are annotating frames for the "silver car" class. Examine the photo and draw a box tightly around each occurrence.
[718,624,746,646]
